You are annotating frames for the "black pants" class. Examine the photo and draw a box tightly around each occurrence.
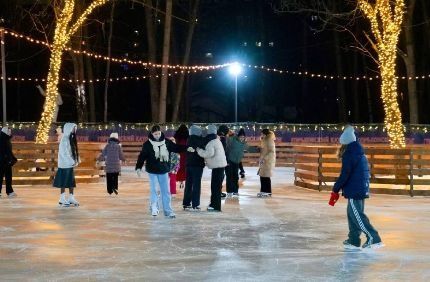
[210,167,225,211]
[260,176,271,193]
[226,161,239,193]
[106,172,119,194]
[183,166,204,208]
[0,165,14,195]
[239,162,245,174]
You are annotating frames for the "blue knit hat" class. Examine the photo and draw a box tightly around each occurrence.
[339,126,357,145]
[207,124,217,135]
[189,125,202,136]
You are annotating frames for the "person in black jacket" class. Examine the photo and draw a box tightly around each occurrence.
[332,125,383,250]
[182,125,205,211]
[135,125,186,218]
[0,127,17,198]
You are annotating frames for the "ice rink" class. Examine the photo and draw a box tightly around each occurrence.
[1,167,429,281]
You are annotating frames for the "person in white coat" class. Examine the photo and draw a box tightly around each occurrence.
[194,124,227,212]
[53,123,80,207]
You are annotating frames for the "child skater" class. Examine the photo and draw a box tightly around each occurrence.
[168,137,180,198]
[53,123,80,207]
[98,132,125,195]
[329,125,384,250]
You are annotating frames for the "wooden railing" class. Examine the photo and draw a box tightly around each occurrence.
[293,145,430,196]
[11,142,103,185]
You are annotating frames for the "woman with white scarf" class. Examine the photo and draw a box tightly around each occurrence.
[135,125,186,218]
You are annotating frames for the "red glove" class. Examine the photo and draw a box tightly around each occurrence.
[329,192,340,206]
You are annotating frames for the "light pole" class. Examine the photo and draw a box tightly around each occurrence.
[0,19,6,123]
[228,62,242,123]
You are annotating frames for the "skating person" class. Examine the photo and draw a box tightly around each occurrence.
[257,129,276,197]
[135,125,186,218]
[194,124,227,212]
[53,123,80,207]
[0,127,18,198]
[225,128,248,198]
[174,124,189,189]
[168,137,180,198]
[217,125,229,198]
[182,125,205,211]
[97,132,125,195]
[330,125,384,250]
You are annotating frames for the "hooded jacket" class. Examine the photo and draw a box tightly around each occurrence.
[135,132,186,174]
[258,131,276,177]
[98,138,125,173]
[226,136,248,164]
[0,130,17,167]
[58,123,78,168]
[333,141,370,200]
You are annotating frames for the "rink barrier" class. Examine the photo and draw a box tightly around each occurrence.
[12,142,104,185]
[293,145,430,196]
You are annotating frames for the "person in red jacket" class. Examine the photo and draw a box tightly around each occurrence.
[174,124,189,189]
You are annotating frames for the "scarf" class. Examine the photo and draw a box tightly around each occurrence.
[149,139,169,162]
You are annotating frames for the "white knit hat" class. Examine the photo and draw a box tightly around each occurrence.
[339,126,356,145]
[110,132,119,139]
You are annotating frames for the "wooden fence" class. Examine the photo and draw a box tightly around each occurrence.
[11,142,103,185]
[293,145,430,196]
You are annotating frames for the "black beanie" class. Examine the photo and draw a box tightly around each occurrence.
[238,128,246,137]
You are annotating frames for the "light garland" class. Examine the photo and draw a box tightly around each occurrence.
[3,30,228,71]
[358,0,406,148]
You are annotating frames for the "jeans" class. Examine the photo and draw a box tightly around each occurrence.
[106,172,119,194]
[346,198,381,246]
[0,165,14,195]
[210,167,225,211]
[148,173,173,215]
[226,161,239,193]
[183,166,204,208]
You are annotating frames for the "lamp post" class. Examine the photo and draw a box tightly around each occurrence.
[0,19,6,123]
[228,62,242,123]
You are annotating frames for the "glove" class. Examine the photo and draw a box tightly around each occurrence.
[136,168,142,177]
[329,192,340,206]
[187,147,195,153]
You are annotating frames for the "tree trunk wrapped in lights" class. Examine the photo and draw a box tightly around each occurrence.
[36,0,110,144]
[358,0,406,148]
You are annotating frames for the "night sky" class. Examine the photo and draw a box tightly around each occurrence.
[1,0,429,124]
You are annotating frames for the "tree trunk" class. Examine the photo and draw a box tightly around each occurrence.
[172,0,199,122]
[83,25,96,122]
[144,1,160,121]
[333,31,346,122]
[158,0,173,123]
[103,1,115,123]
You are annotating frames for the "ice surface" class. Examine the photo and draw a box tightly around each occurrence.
[0,167,429,281]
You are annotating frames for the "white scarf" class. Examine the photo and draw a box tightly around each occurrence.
[149,139,169,162]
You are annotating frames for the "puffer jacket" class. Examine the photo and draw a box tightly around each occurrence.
[197,135,227,169]
[58,123,78,168]
[333,141,370,200]
[226,136,248,164]
[98,138,125,173]
[258,131,276,177]
[135,132,186,174]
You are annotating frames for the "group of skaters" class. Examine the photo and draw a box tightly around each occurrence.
[0,122,383,249]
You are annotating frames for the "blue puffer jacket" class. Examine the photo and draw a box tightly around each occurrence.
[333,141,370,200]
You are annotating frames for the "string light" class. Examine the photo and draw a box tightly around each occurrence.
[358,0,406,148]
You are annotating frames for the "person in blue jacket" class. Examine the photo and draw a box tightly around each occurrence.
[332,125,384,250]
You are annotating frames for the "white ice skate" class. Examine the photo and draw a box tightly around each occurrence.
[362,241,385,250]
[166,213,176,218]
[59,193,70,207]
[68,194,80,206]
[8,192,17,198]
[151,202,159,217]
[226,192,233,198]
[257,192,272,198]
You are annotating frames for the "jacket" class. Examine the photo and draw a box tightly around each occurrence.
[333,141,370,200]
[98,138,125,173]
[197,135,227,169]
[0,131,17,167]
[135,132,186,174]
[58,123,78,169]
[186,135,205,167]
[226,136,248,164]
[258,131,276,177]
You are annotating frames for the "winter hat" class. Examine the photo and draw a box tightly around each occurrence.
[1,127,9,135]
[207,124,217,135]
[339,126,357,145]
[218,125,229,136]
[110,132,119,139]
[238,128,246,137]
[189,125,202,136]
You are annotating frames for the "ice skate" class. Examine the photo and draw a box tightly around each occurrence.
[232,193,239,198]
[58,193,70,207]
[240,172,245,178]
[343,240,361,250]
[257,192,271,198]
[68,194,80,206]
[7,192,17,198]
[221,192,227,198]
[166,213,176,218]
[191,206,201,212]
[362,241,385,250]
[151,202,159,216]
[226,192,233,198]
[183,205,192,211]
